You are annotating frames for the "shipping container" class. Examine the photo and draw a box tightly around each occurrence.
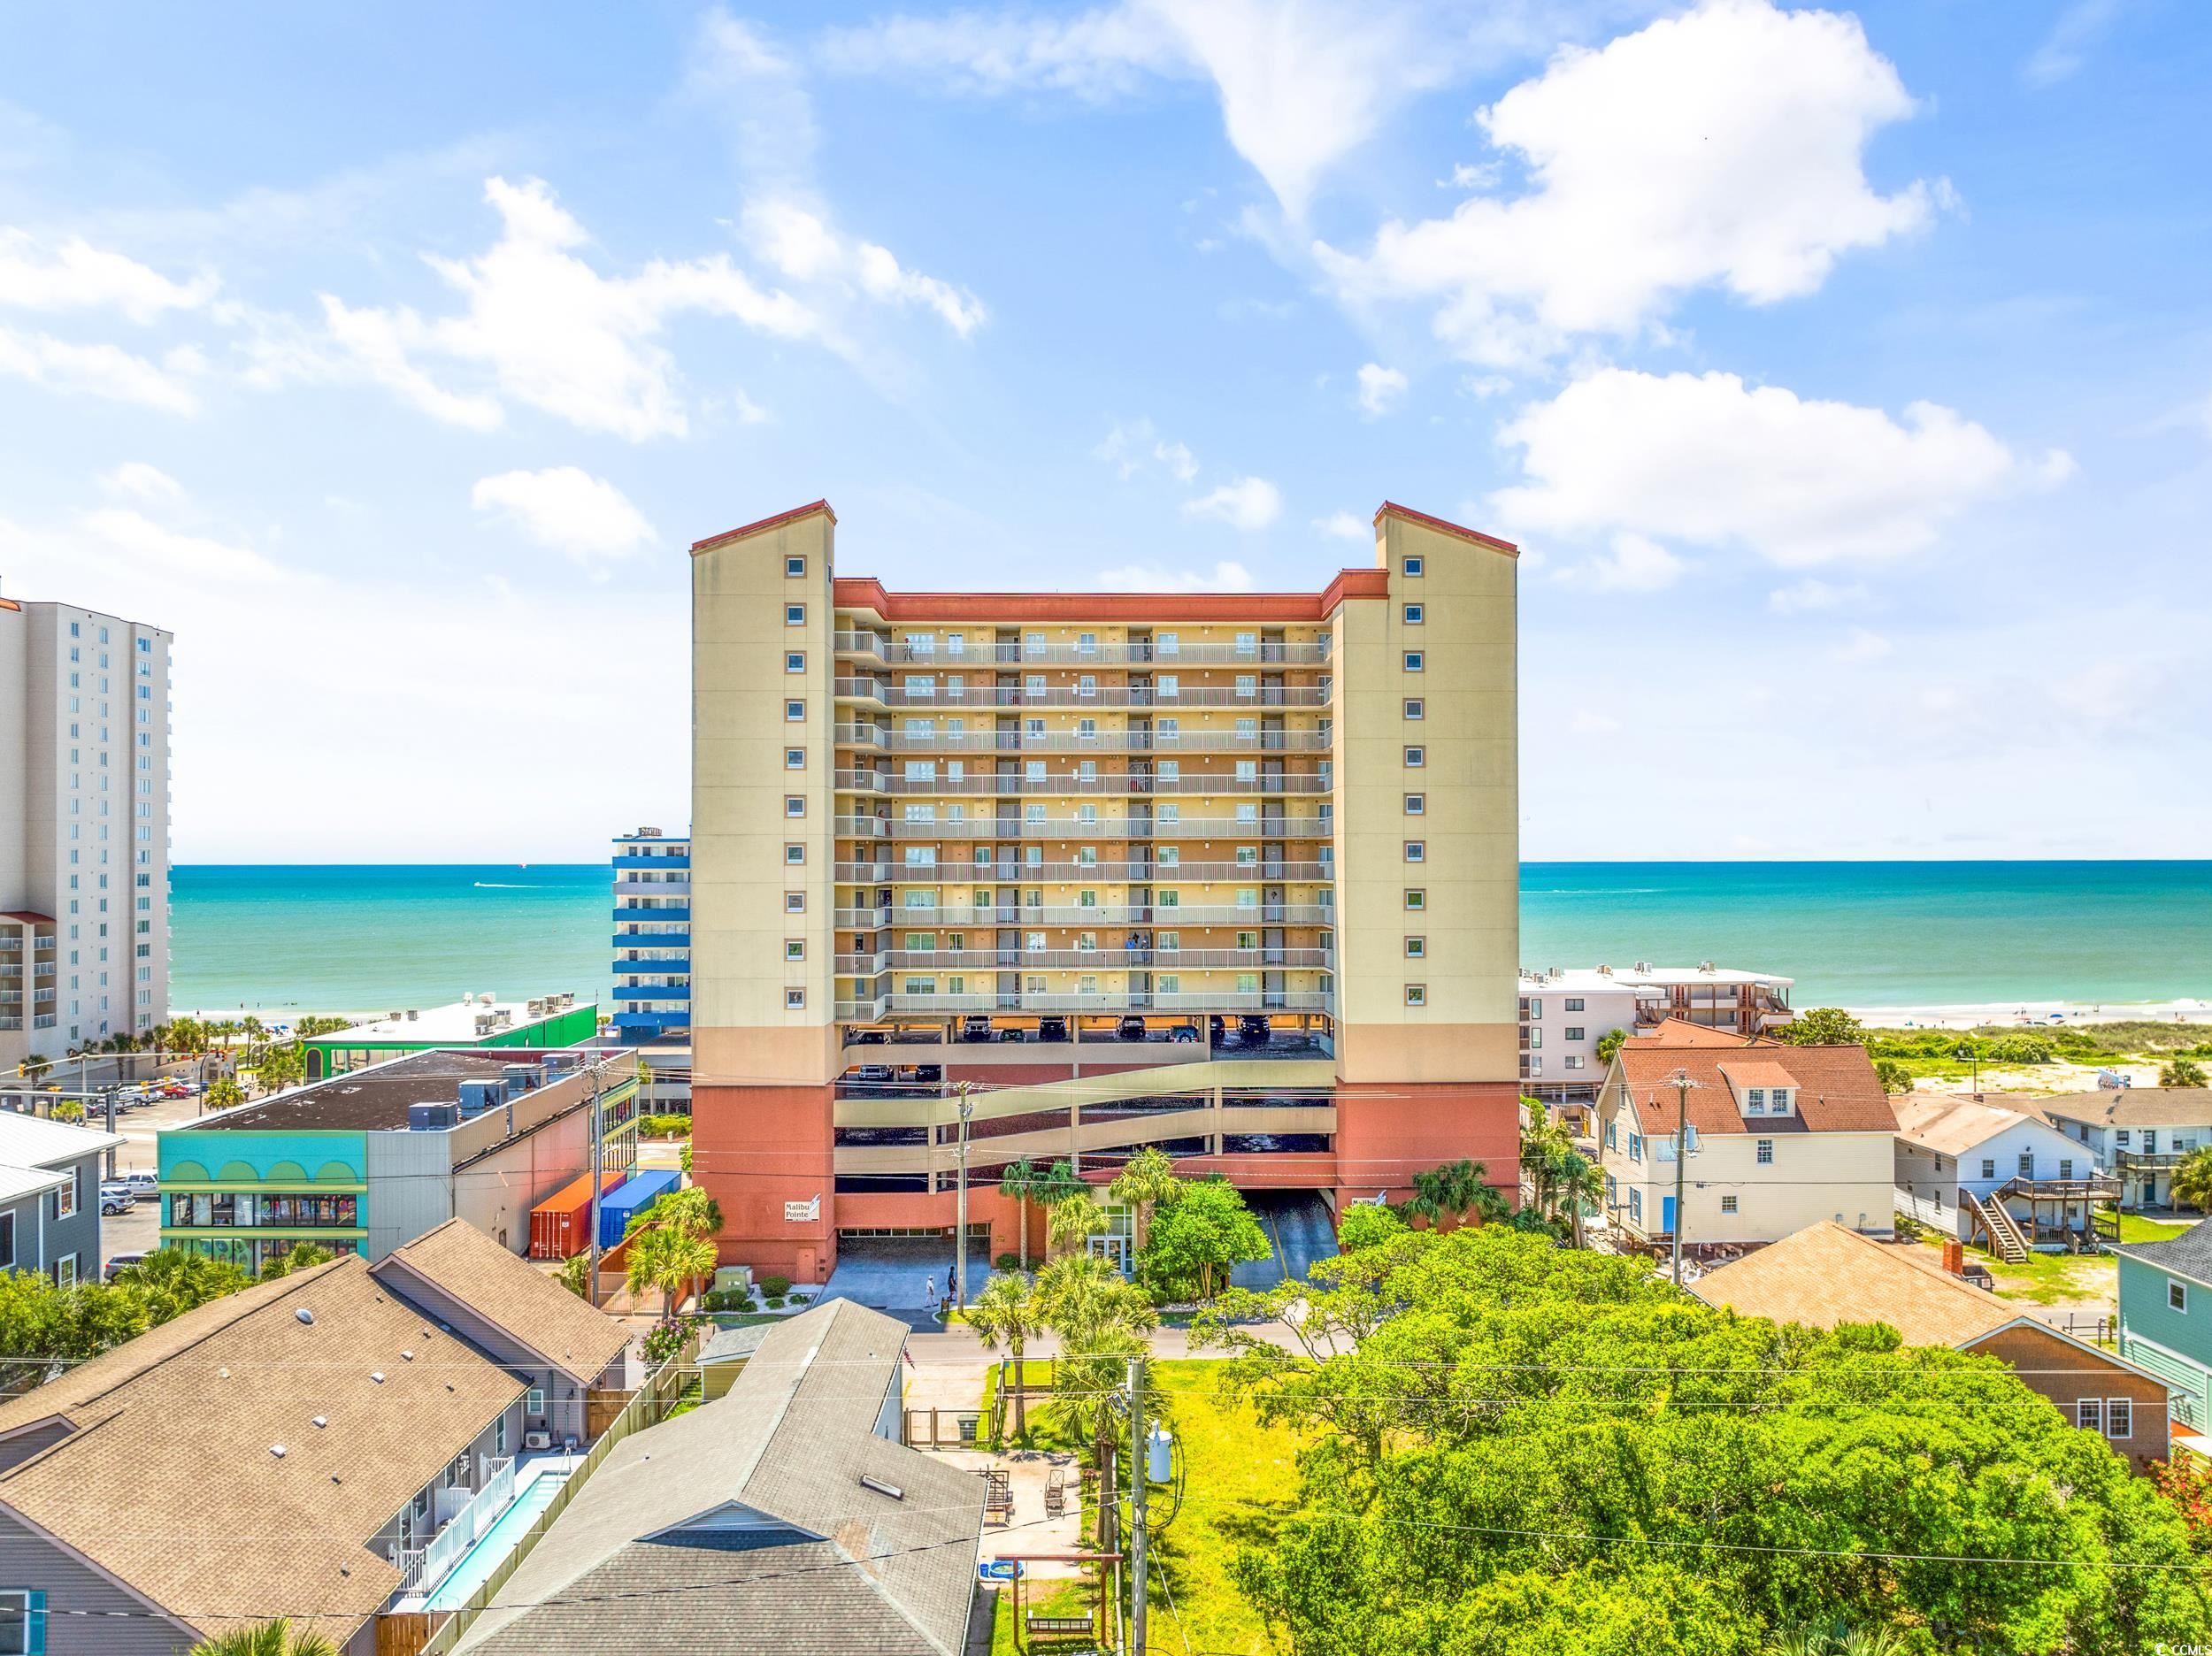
[598,1169,681,1249]
[528,1170,625,1260]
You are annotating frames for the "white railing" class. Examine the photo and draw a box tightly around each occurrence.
[416,1454,517,1597]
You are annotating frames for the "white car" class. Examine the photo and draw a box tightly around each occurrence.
[118,1170,160,1202]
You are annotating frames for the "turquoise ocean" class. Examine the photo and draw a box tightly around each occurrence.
[171,862,2212,1016]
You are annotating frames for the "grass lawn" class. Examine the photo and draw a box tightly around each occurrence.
[982,1359,1083,1453]
[2117,1213,2193,1245]
[987,1575,1103,1656]
[1985,1250,2115,1307]
[1144,1360,1304,1656]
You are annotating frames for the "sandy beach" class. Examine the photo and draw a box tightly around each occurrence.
[1840,998,2212,1030]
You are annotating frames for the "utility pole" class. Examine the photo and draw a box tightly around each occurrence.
[954,1081,976,1311]
[586,1064,605,1308]
[1666,1068,1700,1289]
[1128,1356,1148,1656]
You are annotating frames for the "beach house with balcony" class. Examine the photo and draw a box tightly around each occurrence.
[1595,1030,1899,1254]
[2039,1087,2212,1212]
[1517,962,1795,1113]
[1893,1093,2119,1255]
[158,1046,639,1267]
[0,1223,629,1654]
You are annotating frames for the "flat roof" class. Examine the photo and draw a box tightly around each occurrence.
[1519,965,1793,992]
[190,1049,595,1133]
[303,998,591,1046]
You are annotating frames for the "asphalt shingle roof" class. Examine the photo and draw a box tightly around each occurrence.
[1691,1222,2016,1346]
[2040,1087,2212,1130]
[1618,1040,1898,1138]
[2116,1221,2212,1284]
[376,1218,631,1384]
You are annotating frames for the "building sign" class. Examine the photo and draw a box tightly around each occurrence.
[784,1194,821,1223]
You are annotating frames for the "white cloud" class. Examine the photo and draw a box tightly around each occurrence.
[1567,709,1622,735]
[1832,626,1893,663]
[818,6,1180,101]
[0,230,216,321]
[1182,475,1283,531]
[744,201,987,336]
[728,387,772,425]
[1494,369,2064,566]
[79,507,280,583]
[1572,530,1684,592]
[1768,576,1863,615]
[1316,0,1937,365]
[1096,559,1256,592]
[0,323,199,412]
[1314,510,1369,540]
[471,467,656,564]
[2023,0,2124,88]
[96,462,187,504]
[1356,362,1408,418]
[1095,418,1199,482]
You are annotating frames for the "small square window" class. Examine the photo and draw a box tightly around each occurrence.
[785,699,806,722]
[1404,984,1427,1007]
[1403,745,1425,767]
[1402,555,1424,578]
[1402,698,1425,720]
[1403,840,1425,862]
[1404,936,1425,958]
[1404,793,1425,815]
[784,892,807,913]
[785,748,806,770]
[1403,602,1424,625]
[784,844,806,865]
[1402,651,1424,672]
[784,796,806,818]
[1720,1195,1739,1215]
[785,603,806,625]
[785,939,805,961]
[785,651,806,673]
[1403,889,1425,910]
[785,987,806,1010]
[785,556,806,578]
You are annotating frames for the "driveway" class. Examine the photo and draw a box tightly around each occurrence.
[821,1235,995,1330]
[1233,1190,1339,1290]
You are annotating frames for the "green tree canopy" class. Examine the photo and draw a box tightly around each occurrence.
[967,1271,1047,1444]
[1136,1177,1270,1302]
[2162,1056,2209,1088]
[1873,1058,1916,1095]
[1781,1007,1865,1046]
[1334,1201,1407,1253]
[111,1248,251,1324]
[1595,1026,1629,1066]
[188,1617,341,1656]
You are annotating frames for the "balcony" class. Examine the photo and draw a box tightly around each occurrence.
[834,770,1331,797]
[611,852,690,870]
[836,904,1332,927]
[835,990,1335,1018]
[613,1009,690,1030]
[611,931,691,948]
[835,679,1332,710]
[835,815,1330,841]
[835,724,1333,755]
[836,948,1333,973]
[611,906,689,924]
[833,634,1330,666]
[611,983,692,999]
[836,859,1333,883]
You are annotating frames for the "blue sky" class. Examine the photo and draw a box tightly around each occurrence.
[2,0,2207,862]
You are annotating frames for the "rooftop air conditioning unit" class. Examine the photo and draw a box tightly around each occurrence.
[1633,962,1651,974]
[404,1009,419,1022]
[1699,961,1716,973]
[525,1430,552,1451]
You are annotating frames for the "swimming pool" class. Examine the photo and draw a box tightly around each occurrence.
[423,1471,570,1611]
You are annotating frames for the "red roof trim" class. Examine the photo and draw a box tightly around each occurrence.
[690,500,836,554]
[0,598,19,612]
[831,571,1386,623]
[0,912,54,926]
[1375,502,1518,555]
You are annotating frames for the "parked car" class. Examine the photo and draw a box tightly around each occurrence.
[851,1065,895,1085]
[959,1015,994,1043]
[1169,1023,1201,1043]
[1238,1014,1271,1046]
[912,1064,944,1085]
[1116,1016,1148,1042]
[851,1028,889,1046]
[103,1252,150,1282]
[98,1184,135,1215]
[998,1026,1026,1042]
[1037,1017,1070,1043]
[1208,1015,1227,1046]
[118,1170,160,1202]
[159,1079,191,1098]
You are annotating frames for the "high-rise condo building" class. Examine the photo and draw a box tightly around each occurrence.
[689,502,1519,1282]
[0,588,171,1070]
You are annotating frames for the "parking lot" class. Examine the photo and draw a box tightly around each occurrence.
[77,1078,207,1272]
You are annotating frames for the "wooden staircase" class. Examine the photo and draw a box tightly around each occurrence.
[1969,1190,2031,1263]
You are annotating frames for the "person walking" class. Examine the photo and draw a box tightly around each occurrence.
[923,1274,936,1309]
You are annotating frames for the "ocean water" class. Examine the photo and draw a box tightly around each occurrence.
[170,861,2212,1016]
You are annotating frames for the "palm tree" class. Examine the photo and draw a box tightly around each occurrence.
[999,1159,1082,1270]
[1036,1252,1158,1533]
[1519,1100,1573,1213]
[1405,1160,1505,1231]
[1108,1146,1181,1254]
[1047,1192,1108,1260]
[557,1252,593,1300]
[189,1619,340,1656]
[2172,1147,2212,1215]
[1552,1150,1605,1247]
[204,1077,246,1113]
[968,1271,1046,1444]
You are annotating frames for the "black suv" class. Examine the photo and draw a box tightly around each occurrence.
[1238,1014,1271,1046]
[1117,1016,1148,1041]
[1038,1016,1070,1042]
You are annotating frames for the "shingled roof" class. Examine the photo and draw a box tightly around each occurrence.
[1691,1222,2014,1346]
[0,1254,524,1647]
[1617,1041,1899,1138]
[460,1298,981,1656]
[375,1218,630,1384]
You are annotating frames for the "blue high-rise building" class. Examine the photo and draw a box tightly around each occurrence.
[611,827,690,1046]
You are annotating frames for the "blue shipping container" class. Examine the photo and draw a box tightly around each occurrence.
[599,1169,680,1248]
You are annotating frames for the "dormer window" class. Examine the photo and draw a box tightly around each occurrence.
[1746,1088,1764,1110]
[1770,1088,1790,1113]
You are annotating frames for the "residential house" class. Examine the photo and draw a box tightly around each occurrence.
[0,1220,630,1652]
[1695,1221,2169,1468]
[1517,963,1795,1111]
[2117,1223,2212,1431]
[0,1113,121,1285]
[456,1298,982,1655]
[1893,1094,2118,1250]
[2040,1088,2212,1212]
[1596,1031,1898,1251]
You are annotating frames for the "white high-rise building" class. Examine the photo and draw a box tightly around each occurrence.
[0,588,172,1069]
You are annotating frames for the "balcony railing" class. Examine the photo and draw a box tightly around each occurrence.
[836,724,1333,754]
[836,904,1332,927]
[836,679,1332,709]
[836,860,1333,883]
[833,634,1330,666]
[836,990,1336,1018]
[836,816,1329,841]
[834,770,1331,796]
[837,948,1333,973]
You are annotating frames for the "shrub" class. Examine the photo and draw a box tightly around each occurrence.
[641,1315,703,1367]
[760,1274,791,1298]
[764,1294,786,1308]
[702,1287,758,1313]
[995,1251,1021,1273]
[1874,1059,1915,1095]
[638,1113,692,1138]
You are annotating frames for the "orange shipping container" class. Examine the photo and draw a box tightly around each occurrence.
[529,1170,625,1260]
